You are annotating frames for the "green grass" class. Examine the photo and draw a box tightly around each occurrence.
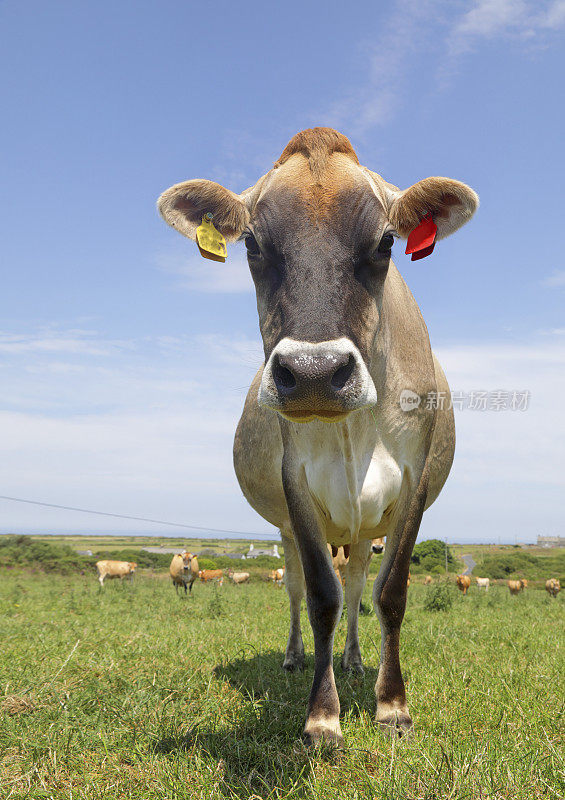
[1,572,563,799]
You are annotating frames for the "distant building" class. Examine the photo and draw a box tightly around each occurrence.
[223,552,246,560]
[246,543,280,559]
[537,535,565,548]
[77,550,93,556]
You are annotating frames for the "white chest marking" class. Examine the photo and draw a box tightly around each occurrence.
[293,416,402,544]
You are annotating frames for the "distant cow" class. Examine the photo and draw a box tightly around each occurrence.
[476,577,490,591]
[456,575,471,595]
[199,569,224,585]
[96,560,136,587]
[169,552,199,595]
[229,570,250,584]
[270,567,285,586]
[508,579,527,595]
[329,537,385,587]
[545,578,561,598]
[424,575,432,585]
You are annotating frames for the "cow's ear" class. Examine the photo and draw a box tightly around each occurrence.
[157,179,249,242]
[389,177,478,241]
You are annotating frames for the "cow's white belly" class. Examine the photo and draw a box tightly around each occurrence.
[296,425,403,545]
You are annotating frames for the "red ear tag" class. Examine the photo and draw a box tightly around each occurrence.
[405,214,437,261]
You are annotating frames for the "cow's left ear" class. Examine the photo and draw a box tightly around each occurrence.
[157,179,249,242]
[389,177,479,241]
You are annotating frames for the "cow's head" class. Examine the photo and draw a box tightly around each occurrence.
[181,551,193,572]
[129,562,137,572]
[158,128,478,423]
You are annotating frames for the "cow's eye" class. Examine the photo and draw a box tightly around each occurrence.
[244,233,261,257]
[377,232,395,254]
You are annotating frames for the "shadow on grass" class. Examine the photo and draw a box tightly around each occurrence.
[153,649,378,795]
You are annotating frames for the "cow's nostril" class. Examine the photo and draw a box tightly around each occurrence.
[273,357,297,392]
[331,354,355,390]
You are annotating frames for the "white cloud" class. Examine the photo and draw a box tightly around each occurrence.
[317,1,565,135]
[0,328,133,356]
[541,269,565,287]
[318,0,439,136]
[156,242,254,294]
[542,0,565,28]
[449,0,565,56]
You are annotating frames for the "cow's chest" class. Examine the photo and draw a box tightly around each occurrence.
[292,422,403,546]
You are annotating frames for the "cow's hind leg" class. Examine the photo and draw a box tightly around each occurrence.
[341,540,371,675]
[281,531,305,671]
[281,432,343,746]
[373,468,430,737]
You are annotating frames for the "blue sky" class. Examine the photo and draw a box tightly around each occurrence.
[1,0,564,542]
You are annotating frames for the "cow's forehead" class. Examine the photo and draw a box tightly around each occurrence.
[252,153,389,244]
[260,153,372,215]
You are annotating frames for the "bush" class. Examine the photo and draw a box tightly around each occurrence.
[477,552,538,580]
[424,582,453,612]
[431,564,445,575]
[197,558,218,570]
[0,535,93,574]
[411,539,453,570]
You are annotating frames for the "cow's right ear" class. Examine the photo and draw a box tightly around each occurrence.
[157,179,249,242]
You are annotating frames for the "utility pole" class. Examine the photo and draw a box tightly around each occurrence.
[445,538,448,574]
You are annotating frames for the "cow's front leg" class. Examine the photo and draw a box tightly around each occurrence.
[341,539,372,674]
[373,468,430,737]
[281,531,305,671]
[281,435,343,746]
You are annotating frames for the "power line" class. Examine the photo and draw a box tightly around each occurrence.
[0,494,270,538]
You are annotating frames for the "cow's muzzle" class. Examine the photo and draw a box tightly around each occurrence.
[258,337,377,423]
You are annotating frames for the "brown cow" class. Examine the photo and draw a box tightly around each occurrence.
[96,560,136,587]
[159,126,477,744]
[508,579,527,595]
[424,575,432,585]
[545,578,561,597]
[169,552,199,595]
[456,575,471,595]
[199,569,224,586]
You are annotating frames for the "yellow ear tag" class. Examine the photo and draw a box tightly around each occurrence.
[196,213,227,262]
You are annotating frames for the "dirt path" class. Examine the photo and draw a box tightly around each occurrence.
[461,554,476,576]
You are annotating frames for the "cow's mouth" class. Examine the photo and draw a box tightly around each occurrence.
[279,409,350,424]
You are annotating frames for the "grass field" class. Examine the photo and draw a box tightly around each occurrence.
[1,571,563,799]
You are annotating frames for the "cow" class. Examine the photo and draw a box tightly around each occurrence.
[158,126,478,745]
[270,567,285,586]
[169,552,199,595]
[545,578,561,597]
[229,570,250,584]
[508,579,527,595]
[456,575,471,595]
[199,569,224,586]
[96,560,136,587]
[424,575,432,585]
[476,577,490,591]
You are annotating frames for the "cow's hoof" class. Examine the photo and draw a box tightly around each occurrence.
[302,722,343,748]
[376,711,414,739]
[341,655,364,675]
[283,653,304,672]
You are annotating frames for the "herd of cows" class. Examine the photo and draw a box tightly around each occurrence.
[95,552,561,599]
